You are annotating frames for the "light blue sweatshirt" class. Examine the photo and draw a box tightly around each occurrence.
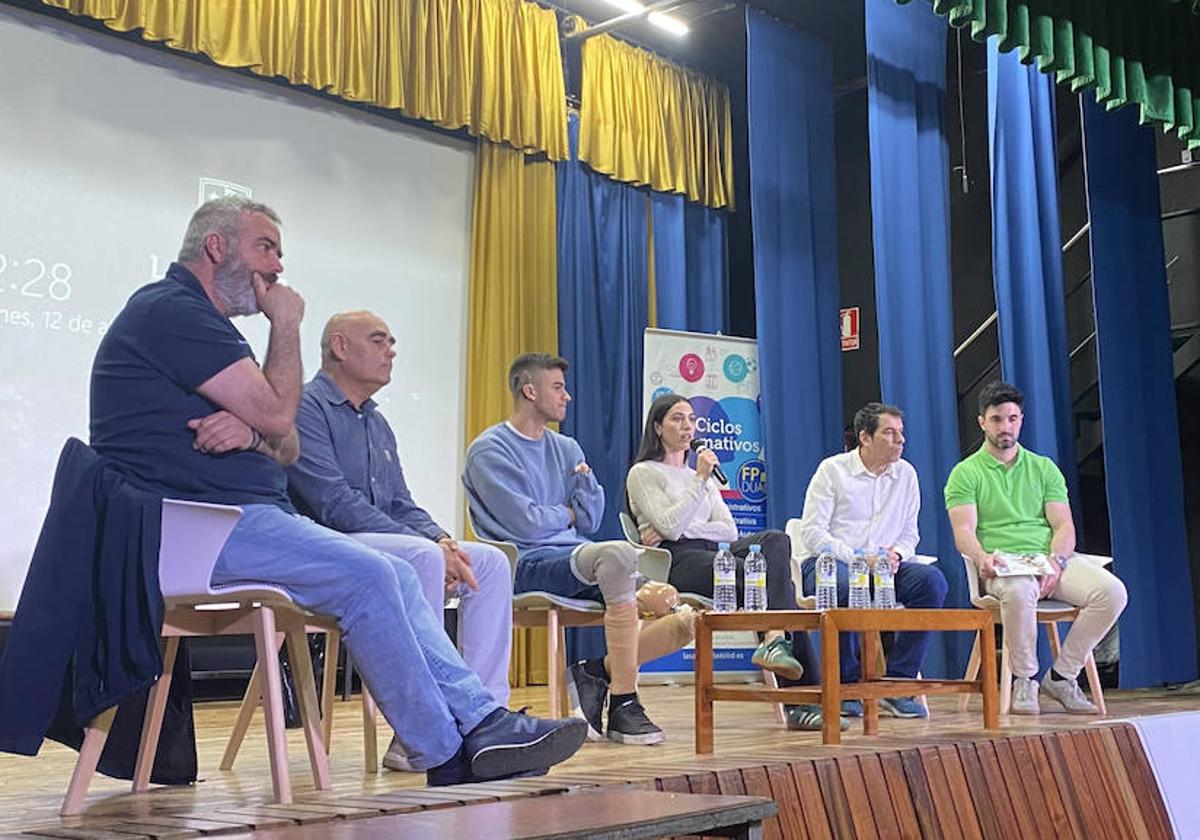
[462,422,605,558]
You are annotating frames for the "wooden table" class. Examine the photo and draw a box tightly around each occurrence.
[241,789,778,840]
[695,608,998,748]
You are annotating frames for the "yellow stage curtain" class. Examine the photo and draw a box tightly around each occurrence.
[579,32,734,210]
[40,0,569,159]
[464,139,557,452]
[465,138,557,687]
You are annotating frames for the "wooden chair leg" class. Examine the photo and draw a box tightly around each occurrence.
[362,682,379,773]
[1045,620,1063,659]
[61,705,117,816]
[221,631,285,770]
[253,607,292,804]
[132,636,180,792]
[221,660,261,771]
[556,623,571,718]
[999,645,1013,715]
[285,623,331,791]
[760,669,787,725]
[321,630,340,755]
[1083,653,1107,716]
[545,610,562,718]
[959,633,981,713]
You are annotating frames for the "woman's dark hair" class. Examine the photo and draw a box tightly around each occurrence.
[626,392,693,515]
[632,393,693,467]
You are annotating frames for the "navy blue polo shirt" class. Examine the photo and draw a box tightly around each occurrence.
[89,263,293,510]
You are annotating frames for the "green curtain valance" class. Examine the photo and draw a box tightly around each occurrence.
[899,0,1200,147]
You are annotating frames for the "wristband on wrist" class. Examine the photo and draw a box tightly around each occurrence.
[248,428,262,451]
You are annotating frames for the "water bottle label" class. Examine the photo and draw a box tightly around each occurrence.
[714,571,736,586]
[850,571,869,588]
[745,572,766,588]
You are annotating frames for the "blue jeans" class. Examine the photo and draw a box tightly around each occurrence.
[800,557,948,682]
[211,505,500,770]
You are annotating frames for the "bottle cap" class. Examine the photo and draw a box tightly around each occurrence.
[718,542,730,550]
[750,544,761,552]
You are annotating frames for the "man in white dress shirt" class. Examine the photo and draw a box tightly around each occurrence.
[796,402,947,720]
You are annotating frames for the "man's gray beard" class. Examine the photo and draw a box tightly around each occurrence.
[212,258,258,317]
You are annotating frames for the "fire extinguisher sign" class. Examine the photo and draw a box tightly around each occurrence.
[840,307,860,352]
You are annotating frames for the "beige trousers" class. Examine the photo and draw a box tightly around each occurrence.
[984,556,1127,679]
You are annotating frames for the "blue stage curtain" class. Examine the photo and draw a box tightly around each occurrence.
[746,8,843,531]
[987,41,1080,517]
[1082,98,1198,688]
[866,0,967,678]
[650,192,729,333]
[557,113,649,544]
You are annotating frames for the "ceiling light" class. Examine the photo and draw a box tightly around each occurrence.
[600,0,689,37]
[648,11,689,35]
[603,0,645,13]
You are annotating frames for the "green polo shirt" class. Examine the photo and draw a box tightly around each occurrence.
[943,444,1068,554]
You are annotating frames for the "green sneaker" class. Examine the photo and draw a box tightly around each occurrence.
[786,705,850,732]
[751,636,804,680]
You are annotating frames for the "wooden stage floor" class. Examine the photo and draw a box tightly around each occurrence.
[0,681,1193,836]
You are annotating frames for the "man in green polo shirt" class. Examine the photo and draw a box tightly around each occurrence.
[945,381,1126,715]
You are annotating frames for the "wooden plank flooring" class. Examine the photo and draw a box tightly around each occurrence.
[0,682,1193,836]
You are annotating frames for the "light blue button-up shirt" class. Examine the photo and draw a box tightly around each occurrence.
[286,370,447,540]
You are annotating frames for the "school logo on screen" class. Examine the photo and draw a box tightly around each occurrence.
[737,459,767,503]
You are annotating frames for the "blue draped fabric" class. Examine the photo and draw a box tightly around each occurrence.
[988,42,1079,674]
[650,192,729,333]
[987,41,1080,519]
[866,0,967,678]
[1082,98,1198,688]
[746,8,843,530]
[557,115,648,545]
[557,114,651,662]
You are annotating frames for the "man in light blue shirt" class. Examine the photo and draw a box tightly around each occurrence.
[287,311,512,769]
[463,354,695,747]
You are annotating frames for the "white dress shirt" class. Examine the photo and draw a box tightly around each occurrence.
[797,449,920,562]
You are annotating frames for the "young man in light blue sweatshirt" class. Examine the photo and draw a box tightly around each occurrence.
[463,354,694,746]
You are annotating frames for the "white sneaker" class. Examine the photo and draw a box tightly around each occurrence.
[382,736,420,772]
[1010,676,1040,715]
[1040,672,1100,715]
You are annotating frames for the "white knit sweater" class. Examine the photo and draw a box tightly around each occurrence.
[626,460,738,543]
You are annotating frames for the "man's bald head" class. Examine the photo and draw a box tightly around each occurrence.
[320,310,396,406]
[321,310,382,362]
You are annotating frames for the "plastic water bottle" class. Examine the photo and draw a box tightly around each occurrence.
[712,542,738,613]
[815,545,838,611]
[744,544,767,611]
[848,549,871,609]
[872,548,897,609]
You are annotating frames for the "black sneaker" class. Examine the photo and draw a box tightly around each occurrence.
[606,695,665,745]
[566,660,609,741]
[462,708,587,780]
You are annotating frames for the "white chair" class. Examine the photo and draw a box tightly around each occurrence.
[468,516,605,717]
[784,518,935,716]
[63,500,331,815]
[617,512,710,607]
[959,552,1109,715]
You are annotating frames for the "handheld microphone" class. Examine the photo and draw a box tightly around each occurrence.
[689,439,728,486]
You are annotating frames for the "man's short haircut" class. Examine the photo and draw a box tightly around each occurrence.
[178,196,282,262]
[853,402,904,442]
[508,353,569,397]
[978,380,1024,415]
